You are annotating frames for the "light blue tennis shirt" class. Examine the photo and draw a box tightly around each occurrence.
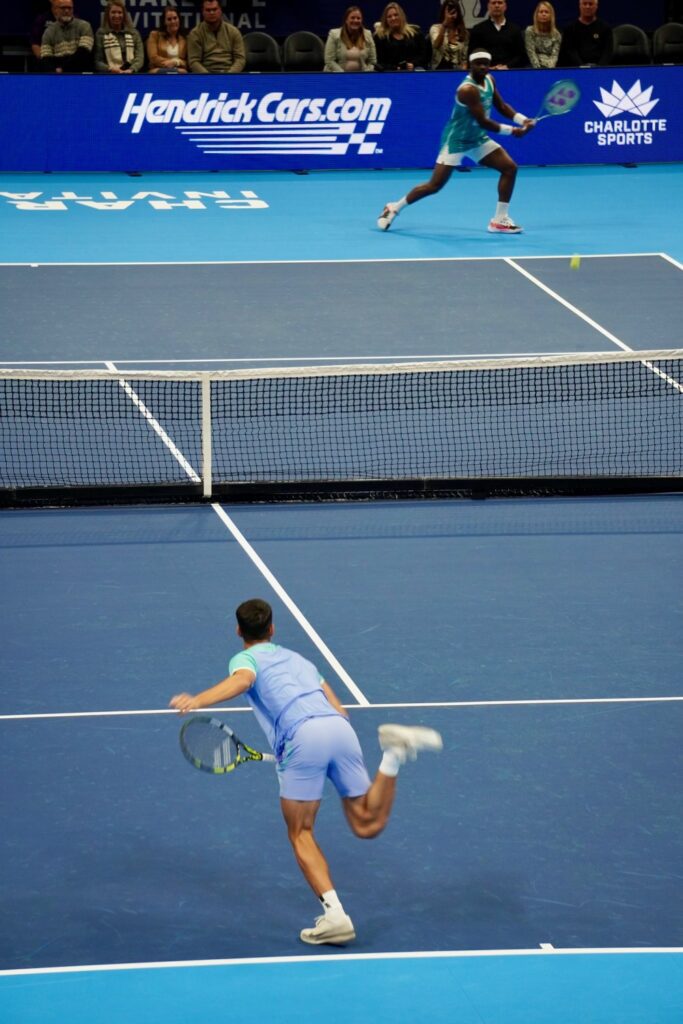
[229,643,341,758]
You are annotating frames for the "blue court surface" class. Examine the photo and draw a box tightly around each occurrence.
[1,163,683,1023]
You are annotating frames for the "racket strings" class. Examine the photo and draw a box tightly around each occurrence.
[184,720,238,769]
[542,80,580,116]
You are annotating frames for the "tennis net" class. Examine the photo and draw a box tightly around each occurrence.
[1,351,682,506]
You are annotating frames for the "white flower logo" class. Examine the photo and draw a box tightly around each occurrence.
[593,80,659,118]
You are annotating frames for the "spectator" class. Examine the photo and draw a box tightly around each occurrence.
[429,0,469,71]
[373,3,430,71]
[524,2,561,69]
[468,0,527,69]
[324,7,377,71]
[558,0,612,67]
[31,1,59,62]
[40,1,93,73]
[188,0,246,74]
[147,4,188,73]
[94,1,144,73]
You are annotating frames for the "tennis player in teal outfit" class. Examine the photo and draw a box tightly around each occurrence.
[171,598,442,946]
[378,50,534,234]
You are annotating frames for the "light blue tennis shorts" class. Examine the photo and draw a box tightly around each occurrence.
[277,715,371,801]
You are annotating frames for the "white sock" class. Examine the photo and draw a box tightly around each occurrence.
[395,196,407,212]
[495,201,510,221]
[320,889,345,917]
[379,750,402,777]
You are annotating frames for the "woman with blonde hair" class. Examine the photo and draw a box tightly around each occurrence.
[147,4,187,73]
[94,0,144,73]
[373,3,429,70]
[325,6,377,71]
[524,1,561,69]
[429,0,469,70]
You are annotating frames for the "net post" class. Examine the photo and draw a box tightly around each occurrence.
[201,376,212,499]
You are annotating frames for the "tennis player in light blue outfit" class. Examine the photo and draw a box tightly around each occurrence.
[171,598,442,946]
[377,50,534,233]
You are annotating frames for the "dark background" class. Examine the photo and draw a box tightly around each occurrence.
[6,0,682,39]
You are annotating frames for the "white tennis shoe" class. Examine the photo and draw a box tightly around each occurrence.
[378,723,443,763]
[377,203,399,230]
[300,912,356,946]
[487,216,523,234]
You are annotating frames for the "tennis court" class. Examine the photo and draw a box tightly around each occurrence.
[1,163,682,1023]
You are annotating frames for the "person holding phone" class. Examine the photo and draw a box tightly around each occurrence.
[430,0,469,70]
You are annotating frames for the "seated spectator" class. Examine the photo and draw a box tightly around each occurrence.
[558,0,612,67]
[468,0,527,69]
[40,1,93,73]
[188,0,246,74]
[325,7,377,71]
[147,4,188,73]
[373,3,430,70]
[524,2,561,68]
[429,0,469,70]
[94,1,144,73]
[31,1,59,62]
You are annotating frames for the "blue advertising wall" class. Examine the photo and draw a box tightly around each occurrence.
[0,66,680,172]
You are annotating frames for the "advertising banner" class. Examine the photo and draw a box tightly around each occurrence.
[0,66,680,172]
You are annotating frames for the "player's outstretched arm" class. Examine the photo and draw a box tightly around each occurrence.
[170,668,255,714]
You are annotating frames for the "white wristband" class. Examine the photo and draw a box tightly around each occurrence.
[513,112,527,126]
[499,124,513,135]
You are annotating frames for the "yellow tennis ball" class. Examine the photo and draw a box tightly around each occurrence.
[570,254,581,270]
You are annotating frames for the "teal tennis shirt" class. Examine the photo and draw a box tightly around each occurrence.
[229,643,340,757]
[440,72,494,153]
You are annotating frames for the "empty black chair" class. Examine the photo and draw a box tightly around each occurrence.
[282,31,325,72]
[611,24,651,65]
[653,22,683,63]
[243,32,281,72]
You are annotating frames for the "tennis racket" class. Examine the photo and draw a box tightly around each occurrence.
[534,80,581,123]
[179,715,275,775]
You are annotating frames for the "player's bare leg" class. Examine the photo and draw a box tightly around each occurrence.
[342,772,397,839]
[405,163,455,204]
[481,147,523,233]
[377,164,454,229]
[281,797,356,946]
[281,797,332,894]
[343,723,443,838]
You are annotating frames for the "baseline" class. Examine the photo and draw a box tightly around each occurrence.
[1,949,682,1024]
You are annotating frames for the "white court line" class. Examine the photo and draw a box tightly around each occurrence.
[504,258,632,352]
[212,503,369,707]
[2,945,682,977]
[505,260,683,396]
[3,695,682,721]
[0,252,665,268]
[0,352,571,367]
[659,252,683,272]
[105,360,200,482]
[92,363,369,707]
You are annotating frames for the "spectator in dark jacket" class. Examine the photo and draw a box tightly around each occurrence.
[468,0,527,69]
[373,3,430,70]
[558,0,612,67]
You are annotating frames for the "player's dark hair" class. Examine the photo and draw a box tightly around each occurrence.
[236,599,273,641]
